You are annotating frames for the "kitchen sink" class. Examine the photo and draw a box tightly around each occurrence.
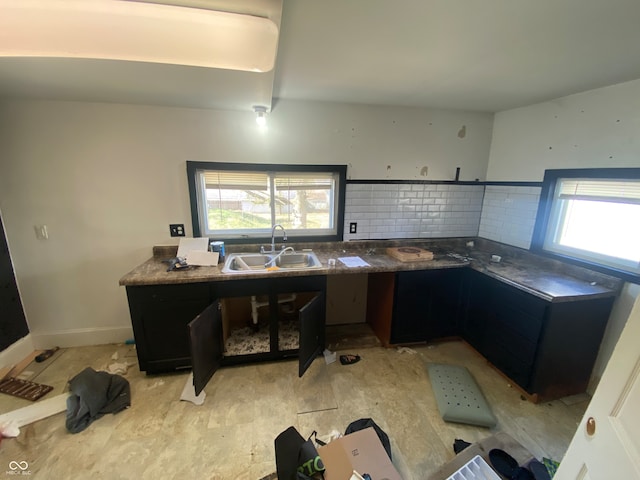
[221,251,323,274]
[274,253,321,269]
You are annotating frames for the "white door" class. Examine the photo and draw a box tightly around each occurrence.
[555,295,640,479]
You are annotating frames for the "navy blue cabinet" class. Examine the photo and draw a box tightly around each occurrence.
[126,275,326,383]
[126,283,212,373]
[459,269,614,399]
[390,269,463,344]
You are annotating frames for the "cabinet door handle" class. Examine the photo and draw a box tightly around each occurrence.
[586,416,596,436]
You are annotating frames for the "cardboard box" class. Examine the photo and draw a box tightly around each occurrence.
[317,427,402,480]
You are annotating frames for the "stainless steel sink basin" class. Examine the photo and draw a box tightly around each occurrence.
[221,252,322,273]
[275,253,322,269]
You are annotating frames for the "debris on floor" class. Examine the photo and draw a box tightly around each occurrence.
[180,372,205,406]
[35,347,60,363]
[106,362,134,375]
[339,354,361,365]
[0,420,20,438]
[0,377,53,401]
[16,370,34,380]
[66,367,131,434]
[0,393,69,434]
[323,348,337,365]
[396,346,417,354]
[100,348,137,375]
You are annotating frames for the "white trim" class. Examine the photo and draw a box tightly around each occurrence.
[31,326,134,350]
[0,334,35,370]
[0,393,69,428]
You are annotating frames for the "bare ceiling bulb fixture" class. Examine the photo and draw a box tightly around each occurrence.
[254,106,267,126]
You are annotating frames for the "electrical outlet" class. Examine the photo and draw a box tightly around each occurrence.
[169,224,185,237]
[349,222,357,234]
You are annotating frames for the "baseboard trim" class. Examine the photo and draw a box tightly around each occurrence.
[0,334,35,370]
[31,326,134,349]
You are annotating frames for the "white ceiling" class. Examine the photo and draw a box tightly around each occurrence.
[1,0,640,113]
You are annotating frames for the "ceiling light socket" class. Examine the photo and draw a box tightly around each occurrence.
[254,106,267,126]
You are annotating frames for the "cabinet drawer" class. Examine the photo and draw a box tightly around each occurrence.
[487,319,538,366]
[491,287,546,342]
[140,283,210,302]
[487,344,533,391]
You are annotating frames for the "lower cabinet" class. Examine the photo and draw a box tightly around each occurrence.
[460,269,614,400]
[127,267,614,400]
[126,283,213,373]
[390,269,462,344]
[126,275,327,394]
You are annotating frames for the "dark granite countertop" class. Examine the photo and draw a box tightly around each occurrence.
[118,237,623,303]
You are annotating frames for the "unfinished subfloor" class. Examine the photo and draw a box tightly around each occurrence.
[0,339,588,479]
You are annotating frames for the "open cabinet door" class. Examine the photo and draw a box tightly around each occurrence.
[188,300,223,396]
[298,292,325,377]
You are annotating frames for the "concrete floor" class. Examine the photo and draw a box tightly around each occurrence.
[0,340,587,479]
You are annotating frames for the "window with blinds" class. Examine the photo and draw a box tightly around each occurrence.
[187,162,346,241]
[533,169,640,280]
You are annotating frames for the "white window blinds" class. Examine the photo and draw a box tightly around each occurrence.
[203,171,269,190]
[558,179,640,204]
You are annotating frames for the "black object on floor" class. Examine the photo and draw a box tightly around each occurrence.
[35,346,59,362]
[339,354,360,365]
[489,449,534,480]
[528,460,552,480]
[453,438,472,454]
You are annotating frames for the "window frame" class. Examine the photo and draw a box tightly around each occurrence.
[186,161,347,244]
[532,168,640,283]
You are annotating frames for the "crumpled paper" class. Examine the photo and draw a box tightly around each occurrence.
[0,420,20,438]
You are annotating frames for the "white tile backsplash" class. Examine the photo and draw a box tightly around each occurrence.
[478,185,542,249]
[343,183,485,241]
[343,182,541,247]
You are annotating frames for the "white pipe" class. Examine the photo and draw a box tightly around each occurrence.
[250,294,297,325]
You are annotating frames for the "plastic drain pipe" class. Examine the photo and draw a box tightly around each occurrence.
[250,294,296,325]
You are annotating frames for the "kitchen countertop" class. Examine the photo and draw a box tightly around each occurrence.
[119,237,623,303]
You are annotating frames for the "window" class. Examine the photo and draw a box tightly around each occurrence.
[187,162,346,242]
[532,168,640,281]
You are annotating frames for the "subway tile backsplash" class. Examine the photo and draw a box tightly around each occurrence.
[343,183,485,241]
[478,185,542,249]
[343,183,541,248]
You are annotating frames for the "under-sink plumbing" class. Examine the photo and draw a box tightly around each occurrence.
[250,294,296,326]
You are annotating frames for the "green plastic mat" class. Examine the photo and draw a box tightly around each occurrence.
[427,363,497,428]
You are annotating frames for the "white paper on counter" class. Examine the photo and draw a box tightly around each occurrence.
[186,251,219,266]
[177,237,209,258]
[338,256,370,267]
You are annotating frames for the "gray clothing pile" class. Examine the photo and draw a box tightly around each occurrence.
[65,367,131,433]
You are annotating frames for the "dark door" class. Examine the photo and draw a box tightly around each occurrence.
[427,269,462,341]
[390,271,430,344]
[0,214,29,351]
[188,300,223,396]
[460,269,492,352]
[298,292,325,377]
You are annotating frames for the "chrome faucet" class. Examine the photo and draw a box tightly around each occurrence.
[261,224,287,254]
